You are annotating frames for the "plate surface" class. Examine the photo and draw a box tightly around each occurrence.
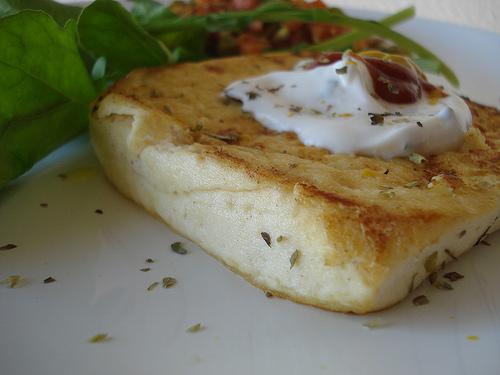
[1,12,500,375]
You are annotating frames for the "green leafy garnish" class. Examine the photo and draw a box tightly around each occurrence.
[78,0,171,81]
[0,0,82,25]
[0,11,95,186]
[308,7,415,52]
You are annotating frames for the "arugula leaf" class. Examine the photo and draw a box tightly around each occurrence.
[131,0,178,27]
[155,28,208,61]
[131,0,207,61]
[0,0,81,25]
[307,7,415,52]
[77,0,171,79]
[304,7,450,78]
[0,11,95,186]
[139,1,457,86]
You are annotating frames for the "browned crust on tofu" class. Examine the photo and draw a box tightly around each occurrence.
[92,53,500,302]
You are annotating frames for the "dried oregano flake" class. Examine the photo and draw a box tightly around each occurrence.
[43,277,56,284]
[187,323,205,333]
[267,84,284,94]
[404,181,420,188]
[369,113,385,126]
[162,277,177,289]
[408,273,418,293]
[0,244,17,251]
[246,91,259,100]
[474,225,491,246]
[205,132,239,142]
[424,251,438,273]
[289,250,301,269]
[378,188,396,199]
[89,333,111,343]
[363,319,389,329]
[428,272,437,285]
[0,275,24,288]
[434,280,453,290]
[171,242,188,255]
[162,105,172,114]
[412,295,429,306]
[147,282,159,292]
[444,249,458,260]
[261,232,271,247]
[443,271,464,282]
[190,123,203,132]
[335,66,348,75]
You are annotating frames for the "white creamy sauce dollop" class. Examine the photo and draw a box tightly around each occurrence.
[224,52,471,159]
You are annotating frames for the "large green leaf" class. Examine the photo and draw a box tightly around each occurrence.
[0,0,81,25]
[78,0,170,78]
[0,11,95,186]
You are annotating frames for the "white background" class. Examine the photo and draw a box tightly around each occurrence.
[325,0,500,34]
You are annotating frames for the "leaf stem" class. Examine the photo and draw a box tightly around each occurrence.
[307,7,415,52]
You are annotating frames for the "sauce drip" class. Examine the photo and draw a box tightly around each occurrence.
[308,51,446,104]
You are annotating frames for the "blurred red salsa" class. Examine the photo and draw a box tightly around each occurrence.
[170,0,349,56]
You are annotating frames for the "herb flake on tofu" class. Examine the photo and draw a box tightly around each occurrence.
[335,66,347,75]
[289,250,301,269]
[261,232,271,247]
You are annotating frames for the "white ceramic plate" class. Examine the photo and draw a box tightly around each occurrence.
[1,11,500,375]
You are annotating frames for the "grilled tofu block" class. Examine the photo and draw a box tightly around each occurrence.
[90,54,500,313]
